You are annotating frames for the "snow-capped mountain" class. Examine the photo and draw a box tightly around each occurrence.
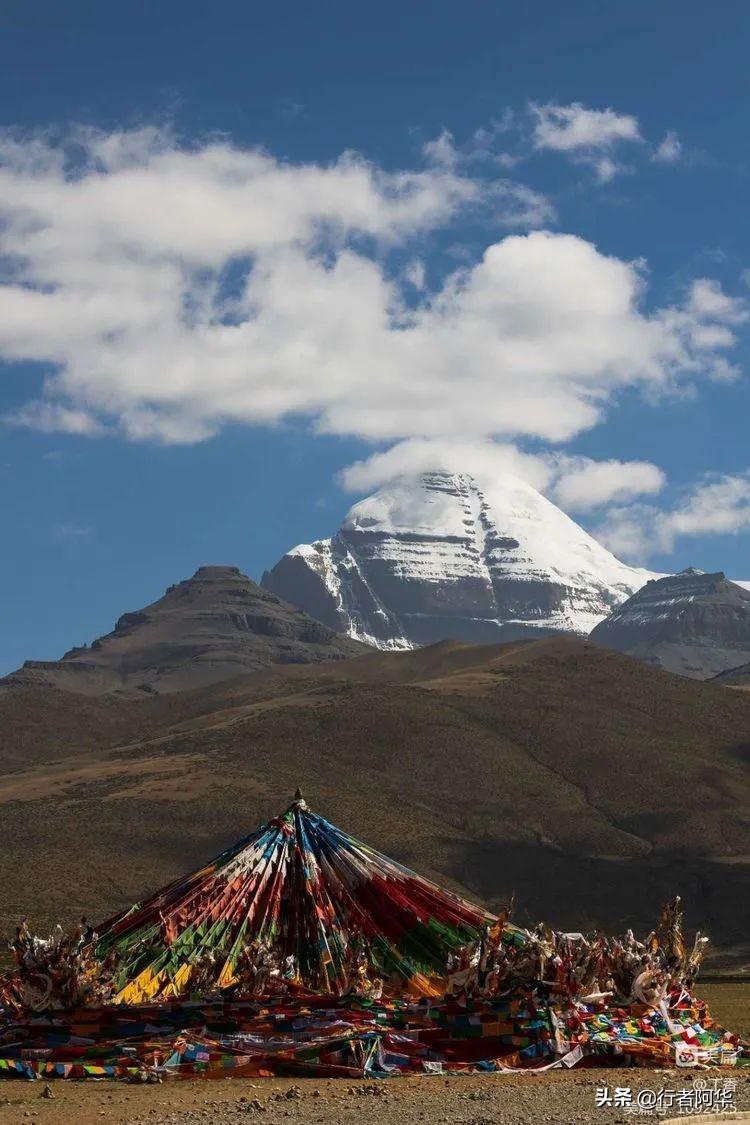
[590,568,750,680]
[261,472,657,649]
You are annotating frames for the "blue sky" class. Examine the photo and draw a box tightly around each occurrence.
[1,0,749,673]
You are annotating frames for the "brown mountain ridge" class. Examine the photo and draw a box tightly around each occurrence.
[2,566,363,696]
[0,636,748,964]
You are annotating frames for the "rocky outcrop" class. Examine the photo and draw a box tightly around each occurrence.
[589,568,750,679]
[3,566,363,695]
[713,660,750,687]
[262,472,655,648]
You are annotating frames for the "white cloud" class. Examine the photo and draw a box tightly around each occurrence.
[596,473,750,560]
[343,442,750,570]
[8,401,104,436]
[490,181,556,226]
[421,125,555,224]
[341,439,666,518]
[652,131,682,164]
[422,129,459,168]
[532,103,642,152]
[339,439,554,494]
[594,503,662,561]
[531,102,643,182]
[551,458,665,512]
[592,156,631,184]
[0,127,745,455]
[529,104,689,182]
[429,102,679,186]
[423,112,519,169]
[404,259,426,290]
[666,473,750,541]
[688,278,746,323]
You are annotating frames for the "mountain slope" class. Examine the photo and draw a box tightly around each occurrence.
[1,637,747,959]
[712,662,750,688]
[2,566,363,696]
[262,472,655,649]
[590,568,750,680]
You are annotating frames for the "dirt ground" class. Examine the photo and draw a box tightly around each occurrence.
[1,1069,748,1125]
[0,985,747,1125]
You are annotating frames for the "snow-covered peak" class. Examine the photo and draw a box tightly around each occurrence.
[344,475,473,539]
[343,471,653,590]
[264,471,659,649]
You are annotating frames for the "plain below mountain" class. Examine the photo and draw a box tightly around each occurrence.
[0,636,748,957]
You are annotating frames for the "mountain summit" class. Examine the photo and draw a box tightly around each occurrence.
[262,472,654,648]
[4,565,362,696]
[590,568,750,679]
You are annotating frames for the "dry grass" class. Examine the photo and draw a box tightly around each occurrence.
[702,981,750,1039]
[0,638,748,957]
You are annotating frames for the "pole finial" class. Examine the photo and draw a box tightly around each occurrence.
[291,787,307,810]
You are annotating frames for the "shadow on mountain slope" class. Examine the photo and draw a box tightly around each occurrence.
[0,637,747,960]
